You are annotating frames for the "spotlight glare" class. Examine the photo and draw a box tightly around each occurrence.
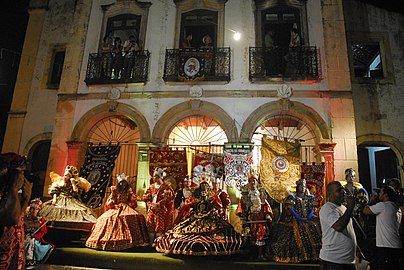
[233,32,241,41]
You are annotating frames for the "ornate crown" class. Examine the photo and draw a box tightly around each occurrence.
[117,173,128,182]
[64,165,78,177]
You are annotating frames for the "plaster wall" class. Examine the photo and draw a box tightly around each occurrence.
[344,1,404,146]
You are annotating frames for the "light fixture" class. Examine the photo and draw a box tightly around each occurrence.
[233,31,241,41]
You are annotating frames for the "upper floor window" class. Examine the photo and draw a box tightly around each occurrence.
[261,6,302,50]
[351,43,383,78]
[180,9,218,49]
[48,49,65,89]
[348,32,393,83]
[104,14,142,51]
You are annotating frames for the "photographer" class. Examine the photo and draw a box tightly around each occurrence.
[0,152,33,270]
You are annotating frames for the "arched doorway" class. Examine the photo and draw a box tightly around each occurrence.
[27,140,51,199]
[251,114,317,171]
[86,115,140,189]
[358,143,401,193]
[166,115,228,176]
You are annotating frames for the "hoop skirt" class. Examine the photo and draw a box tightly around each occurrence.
[154,199,245,255]
[85,203,149,250]
[40,193,97,223]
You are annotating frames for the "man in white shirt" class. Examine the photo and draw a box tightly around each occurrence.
[319,181,357,269]
[363,185,402,268]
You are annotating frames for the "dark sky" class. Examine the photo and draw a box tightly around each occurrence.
[0,0,29,51]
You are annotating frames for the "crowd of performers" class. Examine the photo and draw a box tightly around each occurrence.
[3,153,403,269]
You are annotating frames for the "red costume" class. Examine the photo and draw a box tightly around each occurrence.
[143,181,174,234]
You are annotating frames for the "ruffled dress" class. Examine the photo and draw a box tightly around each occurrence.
[40,185,97,224]
[85,187,149,250]
[154,191,245,255]
[268,193,321,262]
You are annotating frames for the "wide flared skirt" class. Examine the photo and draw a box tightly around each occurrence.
[85,204,149,251]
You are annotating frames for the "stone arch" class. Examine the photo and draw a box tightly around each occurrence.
[23,132,52,156]
[240,100,331,143]
[357,133,404,177]
[152,100,238,144]
[70,102,151,142]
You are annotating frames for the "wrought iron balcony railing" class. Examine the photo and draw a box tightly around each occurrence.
[249,46,320,81]
[85,50,150,85]
[163,47,231,83]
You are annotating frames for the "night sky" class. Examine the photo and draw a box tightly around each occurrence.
[0,0,29,52]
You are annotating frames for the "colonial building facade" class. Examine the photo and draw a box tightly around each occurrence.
[2,0,403,208]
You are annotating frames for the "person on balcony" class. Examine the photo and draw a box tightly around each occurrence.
[100,34,113,79]
[123,35,140,78]
[201,34,214,75]
[111,37,123,79]
[284,27,301,76]
[181,33,193,49]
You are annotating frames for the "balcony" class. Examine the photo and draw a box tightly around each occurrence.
[85,51,150,85]
[163,47,231,83]
[249,46,320,82]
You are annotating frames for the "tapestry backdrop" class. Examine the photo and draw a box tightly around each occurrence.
[81,144,121,208]
[148,148,187,189]
[260,137,301,203]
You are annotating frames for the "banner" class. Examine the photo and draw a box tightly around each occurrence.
[260,137,301,203]
[301,162,326,209]
[192,151,224,185]
[224,151,253,190]
[149,148,187,190]
[81,144,121,208]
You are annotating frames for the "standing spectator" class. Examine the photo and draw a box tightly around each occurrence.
[111,37,123,79]
[284,27,301,75]
[143,167,174,243]
[181,33,192,48]
[0,153,33,270]
[123,35,140,78]
[363,185,402,268]
[319,181,357,269]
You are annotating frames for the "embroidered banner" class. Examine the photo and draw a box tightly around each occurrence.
[224,151,253,190]
[301,162,326,210]
[192,151,224,185]
[81,144,121,208]
[177,49,206,81]
[149,148,188,189]
[260,137,301,203]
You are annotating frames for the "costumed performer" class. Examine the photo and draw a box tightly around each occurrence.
[340,168,369,242]
[143,167,174,243]
[268,178,321,263]
[0,153,32,270]
[40,165,97,223]
[24,198,54,269]
[173,176,193,224]
[85,173,149,250]
[212,177,231,222]
[236,174,273,261]
[154,177,245,255]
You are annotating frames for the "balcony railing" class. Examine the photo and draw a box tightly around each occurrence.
[163,47,231,83]
[85,50,150,85]
[249,46,320,81]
